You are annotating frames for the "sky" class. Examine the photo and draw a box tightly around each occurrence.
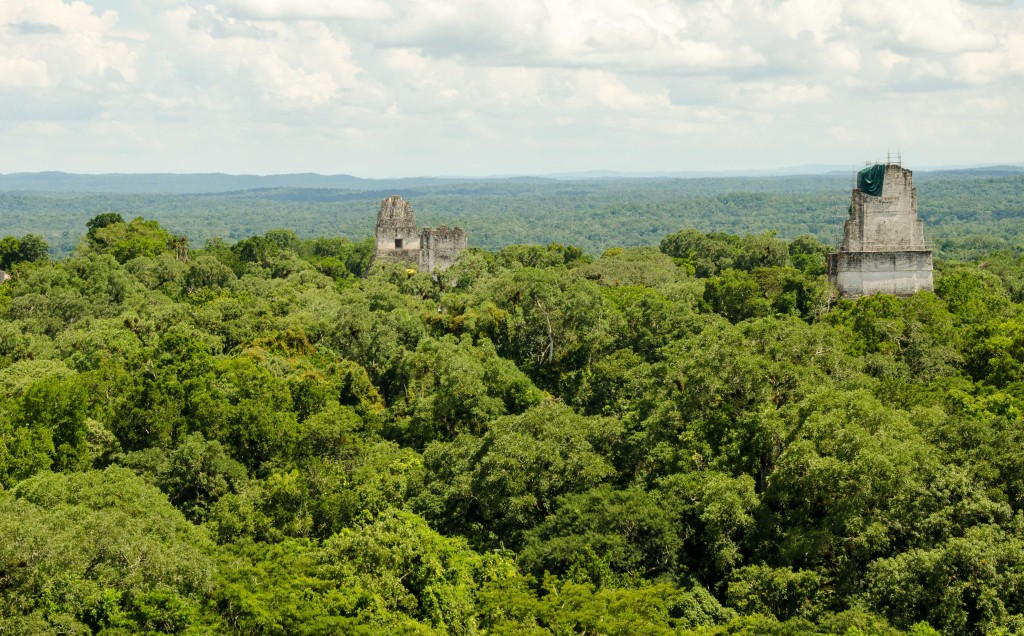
[1,0,1023,177]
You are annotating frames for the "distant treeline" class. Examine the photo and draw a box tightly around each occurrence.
[0,171,1021,260]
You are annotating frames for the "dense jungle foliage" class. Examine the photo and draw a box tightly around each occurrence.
[1,170,1022,259]
[1,214,1024,635]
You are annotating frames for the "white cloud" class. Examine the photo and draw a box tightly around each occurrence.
[0,0,137,90]
[1,0,1023,174]
[728,81,830,108]
[843,0,994,54]
[566,71,671,112]
[217,0,397,21]
[0,57,50,89]
[363,0,766,71]
[157,5,364,110]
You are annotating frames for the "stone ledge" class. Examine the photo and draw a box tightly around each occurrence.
[828,250,933,272]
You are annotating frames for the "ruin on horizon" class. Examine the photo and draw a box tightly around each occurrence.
[372,195,467,273]
[827,161,934,298]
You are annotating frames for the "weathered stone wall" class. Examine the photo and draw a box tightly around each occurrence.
[841,165,926,252]
[828,163,933,298]
[374,195,421,264]
[419,225,467,273]
[371,195,468,272]
[827,251,933,298]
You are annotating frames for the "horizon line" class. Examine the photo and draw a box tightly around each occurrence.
[3,162,1024,181]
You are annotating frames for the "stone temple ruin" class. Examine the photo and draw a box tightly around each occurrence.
[372,195,467,273]
[826,162,933,298]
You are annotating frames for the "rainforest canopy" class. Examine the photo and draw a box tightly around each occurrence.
[857,164,885,196]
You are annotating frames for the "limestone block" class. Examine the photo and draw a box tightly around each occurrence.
[419,224,468,273]
[828,163,934,298]
[370,195,468,272]
[374,195,421,262]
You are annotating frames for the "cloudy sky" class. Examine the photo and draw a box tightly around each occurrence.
[1,0,1022,176]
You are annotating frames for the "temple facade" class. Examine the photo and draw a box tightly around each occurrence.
[372,195,467,273]
[374,195,421,264]
[827,163,933,298]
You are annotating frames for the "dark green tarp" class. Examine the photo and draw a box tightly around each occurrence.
[857,164,885,196]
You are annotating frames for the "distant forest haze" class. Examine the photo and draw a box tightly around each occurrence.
[1,167,1022,260]
[0,171,1023,633]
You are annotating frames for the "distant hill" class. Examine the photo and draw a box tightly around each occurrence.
[542,165,857,179]
[0,172,467,194]
[916,165,1024,180]
[2,165,1020,194]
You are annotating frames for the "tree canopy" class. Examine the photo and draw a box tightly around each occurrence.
[0,215,1022,634]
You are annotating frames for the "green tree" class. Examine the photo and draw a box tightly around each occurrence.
[17,234,50,264]
[789,233,830,276]
[726,564,826,621]
[0,234,50,270]
[0,468,219,634]
[152,433,248,522]
[936,267,1014,324]
[417,403,620,547]
[394,334,542,445]
[89,217,175,263]
[660,229,743,277]
[319,510,484,635]
[18,375,90,472]
[866,524,1024,635]
[658,470,759,585]
[184,253,235,293]
[520,484,683,583]
[85,212,125,238]
[761,389,944,594]
[477,267,613,392]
